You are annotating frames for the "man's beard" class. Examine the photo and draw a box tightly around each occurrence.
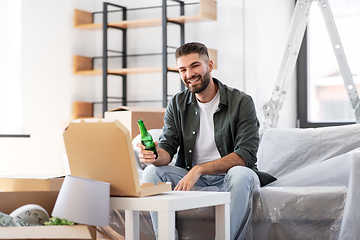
[184,70,211,94]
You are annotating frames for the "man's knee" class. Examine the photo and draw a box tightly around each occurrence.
[142,164,161,184]
[226,166,260,189]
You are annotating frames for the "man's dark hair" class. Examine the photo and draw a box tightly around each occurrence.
[175,42,209,61]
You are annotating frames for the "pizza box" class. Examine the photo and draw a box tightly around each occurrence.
[63,118,171,197]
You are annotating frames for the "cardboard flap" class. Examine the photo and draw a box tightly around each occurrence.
[141,182,156,188]
[0,225,92,239]
[63,119,141,196]
[139,182,172,197]
[0,177,64,192]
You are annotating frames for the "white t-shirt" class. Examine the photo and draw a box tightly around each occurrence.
[192,90,221,166]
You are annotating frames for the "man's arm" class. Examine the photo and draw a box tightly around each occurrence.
[136,142,172,166]
[174,152,245,191]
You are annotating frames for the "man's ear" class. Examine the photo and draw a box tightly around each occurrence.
[207,59,214,72]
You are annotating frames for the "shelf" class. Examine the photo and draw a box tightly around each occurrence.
[73,56,164,75]
[73,50,217,76]
[74,67,173,75]
[74,0,216,30]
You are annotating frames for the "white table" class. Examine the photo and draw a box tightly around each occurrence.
[110,191,230,240]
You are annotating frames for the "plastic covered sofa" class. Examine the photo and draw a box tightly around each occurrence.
[103,123,360,240]
[253,123,360,240]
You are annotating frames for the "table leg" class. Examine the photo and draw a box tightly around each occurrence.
[125,210,140,240]
[158,211,175,240]
[215,203,230,240]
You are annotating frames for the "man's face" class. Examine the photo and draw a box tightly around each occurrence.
[177,53,213,94]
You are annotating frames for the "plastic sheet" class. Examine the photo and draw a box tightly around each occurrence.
[110,124,360,240]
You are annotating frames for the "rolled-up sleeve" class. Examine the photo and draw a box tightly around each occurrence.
[232,95,260,168]
[158,99,180,160]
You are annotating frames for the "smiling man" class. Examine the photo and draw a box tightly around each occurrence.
[138,42,273,240]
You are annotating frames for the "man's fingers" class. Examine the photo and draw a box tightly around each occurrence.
[136,142,145,149]
[174,181,190,191]
[175,185,184,191]
[174,182,182,191]
[139,152,156,163]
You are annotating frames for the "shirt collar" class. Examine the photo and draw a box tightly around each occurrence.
[214,77,228,107]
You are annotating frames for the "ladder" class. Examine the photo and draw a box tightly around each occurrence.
[262,0,360,129]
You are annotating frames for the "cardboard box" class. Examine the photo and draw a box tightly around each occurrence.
[104,106,165,139]
[63,119,171,197]
[0,191,94,240]
[0,191,59,215]
[0,176,64,192]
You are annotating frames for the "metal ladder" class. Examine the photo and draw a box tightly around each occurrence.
[262,0,360,128]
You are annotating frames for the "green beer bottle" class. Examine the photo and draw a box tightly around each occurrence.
[137,119,158,159]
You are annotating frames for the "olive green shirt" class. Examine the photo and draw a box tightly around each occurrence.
[158,78,260,171]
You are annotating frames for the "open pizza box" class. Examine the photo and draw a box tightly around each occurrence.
[63,118,171,197]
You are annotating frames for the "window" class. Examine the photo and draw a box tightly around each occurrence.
[0,0,23,135]
[297,0,360,127]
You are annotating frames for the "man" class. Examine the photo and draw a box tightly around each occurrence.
[138,42,274,240]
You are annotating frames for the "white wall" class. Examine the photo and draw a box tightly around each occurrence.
[0,0,296,175]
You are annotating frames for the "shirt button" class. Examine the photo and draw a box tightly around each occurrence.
[189,150,192,153]
[192,131,195,134]
[195,112,198,114]
[186,166,191,170]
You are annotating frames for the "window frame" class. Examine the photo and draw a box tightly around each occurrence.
[296,5,357,128]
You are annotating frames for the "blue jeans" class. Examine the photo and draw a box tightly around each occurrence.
[142,165,260,240]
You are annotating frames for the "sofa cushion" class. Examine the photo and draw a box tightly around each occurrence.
[257,124,360,178]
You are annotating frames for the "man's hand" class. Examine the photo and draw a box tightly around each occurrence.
[136,142,172,166]
[174,165,202,191]
[136,141,158,164]
[174,152,247,191]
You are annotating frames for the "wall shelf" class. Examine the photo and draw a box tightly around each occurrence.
[74,0,216,30]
